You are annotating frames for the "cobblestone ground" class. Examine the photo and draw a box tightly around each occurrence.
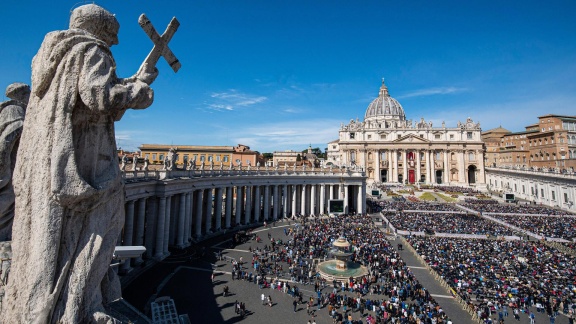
[123,216,571,324]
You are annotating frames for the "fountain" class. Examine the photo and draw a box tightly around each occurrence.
[316,236,368,281]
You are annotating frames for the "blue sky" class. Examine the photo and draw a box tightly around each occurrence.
[1,1,575,153]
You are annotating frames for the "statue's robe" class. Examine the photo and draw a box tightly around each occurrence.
[4,28,153,323]
[0,100,25,241]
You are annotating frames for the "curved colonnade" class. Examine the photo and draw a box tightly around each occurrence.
[118,168,367,272]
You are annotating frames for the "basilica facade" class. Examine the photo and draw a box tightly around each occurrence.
[327,80,486,186]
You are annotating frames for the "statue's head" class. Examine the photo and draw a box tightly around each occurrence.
[70,4,119,46]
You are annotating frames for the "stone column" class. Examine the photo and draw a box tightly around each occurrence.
[444,150,450,184]
[402,150,408,183]
[426,151,432,184]
[458,150,465,183]
[204,188,213,233]
[134,198,146,264]
[225,186,233,228]
[121,200,135,272]
[144,197,157,259]
[185,192,192,245]
[176,193,187,248]
[253,185,260,222]
[195,190,203,237]
[300,184,306,215]
[344,185,349,214]
[291,185,297,217]
[282,185,289,218]
[360,182,367,214]
[478,150,486,184]
[154,197,166,259]
[235,186,243,225]
[273,185,279,220]
[374,150,381,183]
[416,150,421,183]
[310,184,316,216]
[263,185,270,220]
[329,184,334,200]
[391,150,397,182]
[163,195,171,256]
[244,186,252,224]
[319,184,325,215]
[214,187,223,231]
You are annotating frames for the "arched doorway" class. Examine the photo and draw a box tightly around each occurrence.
[468,165,477,184]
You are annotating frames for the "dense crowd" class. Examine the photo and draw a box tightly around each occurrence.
[463,199,499,205]
[462,203,574,216]
[490,214,576,242]
[383,212,515,236]
[378,201,462,212]
[433,186,480,194]
[230,215,453,323]
[406,236,576,321]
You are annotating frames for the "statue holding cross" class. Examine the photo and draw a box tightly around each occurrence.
[4,4,180,323]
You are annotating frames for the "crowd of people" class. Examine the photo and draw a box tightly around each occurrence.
[462,202,574,216]
[378,201,462,212]
[227,214,454,323]
[489,214,576,242]
[383,212,516,236]
[432,186,481,194]
[406,236,576,322]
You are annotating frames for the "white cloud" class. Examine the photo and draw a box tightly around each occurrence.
[207,89,267,111]
[398,87,468,99]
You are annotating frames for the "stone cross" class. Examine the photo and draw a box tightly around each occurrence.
[138,14,181,73]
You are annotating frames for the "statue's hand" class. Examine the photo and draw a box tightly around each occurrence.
[137,63,159,85]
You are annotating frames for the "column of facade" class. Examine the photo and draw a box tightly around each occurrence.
[374,150,381,183]
[329,184,334,200]
[176,193,187,248]
[416,150,422,183]
[225,187,233,228]
[195,190,203,237]
[291,185,297,217]
[253,186,260,222]
[426,151,432,184]
[144,197,157,259]
[477,150,486,183]
[154,197,166,259]
[133,198,147,264]
[214,187,223,231]
[235,186,243,225]
[162,195,171,256]
[458,150,465,183]
[244,186,252,224]
[282,185,289,218]
[391,150,397,182]
[310,185,316,216]
[204,188,213,233]
[121,200,135,272]
[168,197,177,246]
[272,185,279,220]
[319,184,325,215]
[343,185,349,214]
[300,184,306,215]
[184,192,192,245]
[444,150,450,183]
[263,185,270,220]
[402,150,408,183]
[361,182,367,214]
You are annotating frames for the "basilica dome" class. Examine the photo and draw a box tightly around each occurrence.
[364,80,406,122]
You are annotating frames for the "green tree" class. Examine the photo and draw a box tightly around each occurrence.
[296,154,301,161]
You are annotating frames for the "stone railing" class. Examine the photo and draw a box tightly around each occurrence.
[122,167,365,181]
[486,166,576,179]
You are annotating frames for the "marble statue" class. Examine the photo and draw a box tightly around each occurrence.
[143,158,149,171]
[121,154,128,171]
[210,160,214,170]
[4,4,161,323]
[0,83,30,242]
[132,154,139,171]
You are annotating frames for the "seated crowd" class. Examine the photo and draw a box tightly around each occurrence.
[462,203,573,216]
[231,214,453,323]
[378,201,462,212]
[383,212,515,236]
[406,236,575,320]
[490,214,576,242]
[433,186,480,194]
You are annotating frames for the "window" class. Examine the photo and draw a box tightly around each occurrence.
[435,134,440,139]
[200,155,205,162]
[468,152,475,161]
[380,135,387,140]
[235,159,240,164]
[216,155,221,162]
[246,159,250,164]
[467,132,473,139]
[367,135,372,140]
[223,156,229,162]
[152,153,157,160]
[420,134,424,138]
[208,155,213,162]
[397,135,401,139]
[159,154,164,161]
[350,151,356,161]
[381,152,387,161]
[522,185,525,194]
[450,134,454,140]
[349,132,355,139]
[551,191,556,201]
[332,145,337,149]
[541,189,544,198]
[565,193,569,203]
[183,155,188,164]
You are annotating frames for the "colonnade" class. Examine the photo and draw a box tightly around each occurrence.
[117,174,367,272]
